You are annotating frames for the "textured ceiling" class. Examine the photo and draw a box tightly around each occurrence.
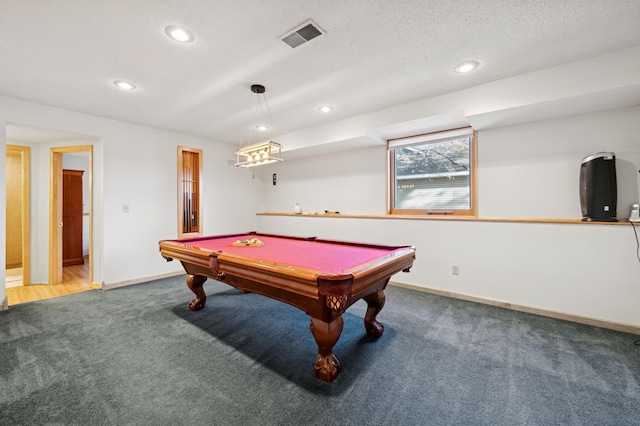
[1,0,640,146]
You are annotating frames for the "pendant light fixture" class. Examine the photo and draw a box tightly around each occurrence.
[235,84,283,168]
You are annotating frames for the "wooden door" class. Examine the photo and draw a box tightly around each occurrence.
[6,150,23,268]
[62,169,84,266]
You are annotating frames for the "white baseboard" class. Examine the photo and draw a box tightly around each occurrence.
[390,281,640,336]
[101,270,184,291]
[1,295,8,311]
[101,274,640,335]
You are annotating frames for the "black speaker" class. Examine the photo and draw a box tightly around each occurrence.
[579,152,617,222]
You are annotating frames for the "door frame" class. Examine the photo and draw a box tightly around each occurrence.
[49,145,93,284]
[6,145,30,286]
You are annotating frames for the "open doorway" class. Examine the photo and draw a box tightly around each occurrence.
[4,124,99,306]
[50,146,93,285]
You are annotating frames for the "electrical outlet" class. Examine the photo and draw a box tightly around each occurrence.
[123,204,129,213]
[452,265,459,275]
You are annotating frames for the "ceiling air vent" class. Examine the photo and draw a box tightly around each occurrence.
[280,20,324,48]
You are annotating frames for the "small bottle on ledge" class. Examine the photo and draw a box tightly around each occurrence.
[294,203,302,214]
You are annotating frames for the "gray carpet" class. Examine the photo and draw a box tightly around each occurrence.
[1,276,640,425]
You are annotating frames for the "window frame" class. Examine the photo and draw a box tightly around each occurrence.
[177,146,203,238]
[388,127,477,216]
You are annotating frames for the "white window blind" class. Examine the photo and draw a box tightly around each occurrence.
[389,127,475,213]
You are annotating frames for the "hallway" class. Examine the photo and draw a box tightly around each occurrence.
[5,261,98,305]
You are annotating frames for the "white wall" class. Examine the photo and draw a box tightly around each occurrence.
[256,106,640,328]
[258,106,640,218]
[478,107,640,219]
[0,95,264,299]
[98,121,263,284]
[254,145,387,215]
[257,216,640,326]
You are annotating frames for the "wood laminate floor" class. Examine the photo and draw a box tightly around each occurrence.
[5,260,99,306]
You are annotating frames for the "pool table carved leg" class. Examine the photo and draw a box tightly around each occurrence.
[186,274,208,311]
[363,290,386,338]
[310,316,344,382]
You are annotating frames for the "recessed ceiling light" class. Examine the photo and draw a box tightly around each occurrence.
[256,125,269,131]
[454,61,479,73]
[113,80,137,90]
[165,25,195,43]
[318,105,334,113]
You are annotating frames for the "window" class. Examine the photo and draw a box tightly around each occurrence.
[178,146,202,238]
[388,127,476,216]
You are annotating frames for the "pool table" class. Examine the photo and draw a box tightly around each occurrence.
[159,232,415,382]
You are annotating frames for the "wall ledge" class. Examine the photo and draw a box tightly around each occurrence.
[258,212,633,226]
